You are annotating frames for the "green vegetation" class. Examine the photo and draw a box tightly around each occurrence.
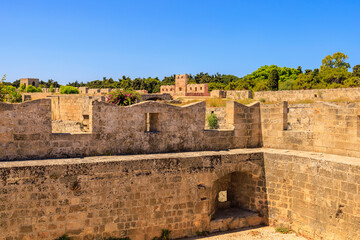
[268,69,279,90]
[3,52,359,94]
[19,84,26,92]
[196,231,210,236]
[54,234,72,240]
[275,227,292,234]
[236,98,255,105]
[54,235,130,240]
[60,86,79,94]
[39,79,61,88]
[26,85,42,93]
[106,89,141,106]
[152,229,171,240]
[207,113,219,129]
[0,75,22,103]
[206,98,227,107]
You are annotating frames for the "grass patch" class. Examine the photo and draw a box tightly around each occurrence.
[206,98,227,107]
[235,98,256,105]
[288,99,315,104]
[275,227,292,234]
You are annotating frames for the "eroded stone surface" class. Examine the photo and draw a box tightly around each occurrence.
[0,149,360,239]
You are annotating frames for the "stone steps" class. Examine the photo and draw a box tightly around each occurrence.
[210,208,265,233]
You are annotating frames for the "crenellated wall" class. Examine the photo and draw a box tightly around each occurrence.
[0,100,261,161]
[3,97,360,239]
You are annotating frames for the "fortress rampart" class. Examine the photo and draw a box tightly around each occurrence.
[0,99,261,161]
[211,87,360,102]
[3,98,360,239]
[254,87,360,102]
[1,149,359,239]
[261,101,360,158]
[3,99,360,160]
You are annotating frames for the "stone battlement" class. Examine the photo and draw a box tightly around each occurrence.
[3,98,360,160]
[0,99,261,160]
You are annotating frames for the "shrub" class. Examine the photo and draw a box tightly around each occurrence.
[259,98,266,103]
[279,79,295,90]
[55,234,72,240]
[60,86,79,94]
[106,89,141,106]
[207,113,219,129]
[19,84,26,92]
[49,84,55,93]
[1,85,22,103]
[26,85,42,93]
[152,229,171,240]
[6,90,22,103]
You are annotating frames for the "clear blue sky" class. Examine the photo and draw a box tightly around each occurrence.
[1,0,359,84]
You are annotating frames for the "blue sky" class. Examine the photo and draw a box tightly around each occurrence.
[1,0,359,84]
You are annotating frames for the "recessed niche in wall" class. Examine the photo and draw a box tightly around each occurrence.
[209,172,267,231]
[145,113,160,132]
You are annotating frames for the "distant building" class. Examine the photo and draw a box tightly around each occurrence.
[160,74,209,96]
[20,78,39,88]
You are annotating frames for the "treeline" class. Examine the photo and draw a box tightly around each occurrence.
[3,52,360,93]
[66,52,360,92]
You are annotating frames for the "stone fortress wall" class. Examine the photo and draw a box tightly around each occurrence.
[1,149,360,240]
[0,99,261,161]
[3,96,360,239]
[254,87,360,102]
[211,87,360,102]
[260,101,360,158]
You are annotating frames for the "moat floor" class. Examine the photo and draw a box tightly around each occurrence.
[183,226,307,240]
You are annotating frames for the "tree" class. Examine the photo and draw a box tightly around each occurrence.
[0,74,6,101]
[353,65,360,77]
[268,69,279,90]
[320,53,351,85]
[11,79,20,88]
[297,66,302,74]
[321,52,351,70]
[161,75,176,86]
[119,77,133,90]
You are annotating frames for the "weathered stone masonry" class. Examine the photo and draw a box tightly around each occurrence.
[1,149,360,240]
[0,100,261,161]
[3,98,360,239]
